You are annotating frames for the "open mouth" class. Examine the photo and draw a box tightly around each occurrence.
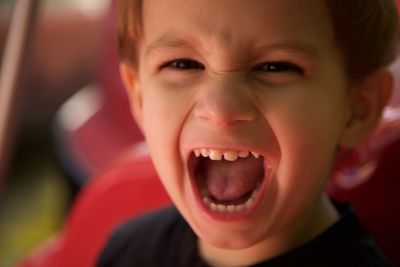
[189,148,266,214]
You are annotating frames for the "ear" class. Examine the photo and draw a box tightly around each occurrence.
[119,62,144,133]
[339,69,393,149]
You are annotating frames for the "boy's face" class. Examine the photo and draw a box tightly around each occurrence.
[129,0,353,249]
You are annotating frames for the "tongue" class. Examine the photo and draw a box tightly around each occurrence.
[204,157,263,202]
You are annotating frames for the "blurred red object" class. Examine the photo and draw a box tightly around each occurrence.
[54,1,143,187]
[331,106,400,189]
[17,144,170,267]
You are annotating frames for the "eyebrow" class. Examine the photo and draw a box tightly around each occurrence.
[145,35,195,57]
[145,34,321,61]
[254,41,321,61]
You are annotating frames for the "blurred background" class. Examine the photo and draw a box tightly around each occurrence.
[0,0,125,266]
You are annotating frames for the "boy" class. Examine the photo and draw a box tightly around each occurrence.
[97,0,399,266]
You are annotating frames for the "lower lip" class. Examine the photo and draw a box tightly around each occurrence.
[189,168,272,222]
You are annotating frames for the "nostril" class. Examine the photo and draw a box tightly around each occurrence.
[193,97,257,126]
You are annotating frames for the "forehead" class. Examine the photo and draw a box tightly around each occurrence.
[140,0,335,58]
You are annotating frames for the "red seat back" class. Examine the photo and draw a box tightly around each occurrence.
[18,149,170,267]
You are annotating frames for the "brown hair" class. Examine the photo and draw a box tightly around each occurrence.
[116,0,142,66]
[326,0,399,80]
[116,0,399,81]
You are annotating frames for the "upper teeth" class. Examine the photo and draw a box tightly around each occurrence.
[193,148,260,161]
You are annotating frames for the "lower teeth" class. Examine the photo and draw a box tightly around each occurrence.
[202,181,261,213]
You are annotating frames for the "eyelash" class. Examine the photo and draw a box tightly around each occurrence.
[161,58,205,70]
[252,61,304,74]
[160,58,304,74]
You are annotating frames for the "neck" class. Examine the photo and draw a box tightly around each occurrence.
[199,196,338,267]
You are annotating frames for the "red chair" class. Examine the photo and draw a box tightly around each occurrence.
[17,143,170,267]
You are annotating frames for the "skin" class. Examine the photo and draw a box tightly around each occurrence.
[120,0,393,266]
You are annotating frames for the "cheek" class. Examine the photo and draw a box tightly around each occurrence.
[268,95,347,191]
[141,79,191,146]
[140,80,195,198]
[266,112,341,224]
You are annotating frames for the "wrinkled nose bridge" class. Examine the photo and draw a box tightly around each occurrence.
[194,75,257,126]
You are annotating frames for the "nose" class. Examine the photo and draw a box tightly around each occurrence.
[193,76,257,127]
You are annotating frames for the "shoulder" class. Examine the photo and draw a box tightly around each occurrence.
[342,244,395,267]
[109,205,182,242]
[260,202,394,267]
[96,206,186,267]
[328,203,394,267]
[304,202,394,267]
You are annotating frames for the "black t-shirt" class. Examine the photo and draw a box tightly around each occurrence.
[96,203,394,267]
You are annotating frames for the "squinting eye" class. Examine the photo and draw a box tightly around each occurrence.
[253,62,304,74]
[162,59,205,70]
